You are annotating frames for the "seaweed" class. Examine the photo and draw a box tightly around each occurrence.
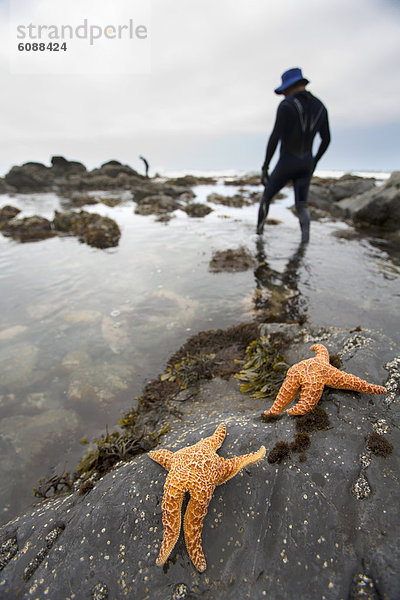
[267,441,290,464]
[33,472,74,499]
[235,333,290,399]
[209,247,256,272]
[367,431,393,457]
[167,322,259,381]
[329,353,342,369]
[161,353,217,389]
[290,432,311,453]
[77,423,170,480]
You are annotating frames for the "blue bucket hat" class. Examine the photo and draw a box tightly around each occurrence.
[274,67,309,94]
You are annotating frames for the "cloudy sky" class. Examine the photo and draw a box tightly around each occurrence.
[1,0,400,176]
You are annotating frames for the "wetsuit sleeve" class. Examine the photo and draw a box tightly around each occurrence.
[262,103,286,171]
[314,108,331,164]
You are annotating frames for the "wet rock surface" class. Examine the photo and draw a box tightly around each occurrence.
[1,324,399,600]
[352,171,400,232]
[308,174,376,217]
[2,216,56,242]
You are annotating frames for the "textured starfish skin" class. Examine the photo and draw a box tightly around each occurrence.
[263,343,387,417]
[148,424,265,572]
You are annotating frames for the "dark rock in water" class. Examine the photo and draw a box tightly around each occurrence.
[207,192,253,208]
[352,171,400,231]
[0,324,399,599]
[166,174,217,186]
[183,202,212,218]
[132,181,195,202]
[65,192,99,207]
[224,173,262,186]
[53,210,121,248]
[134,194,182,216]
[2,216,55,242]
[0,205,21,228]
[209,247,256,272]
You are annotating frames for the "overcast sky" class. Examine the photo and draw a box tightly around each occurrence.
[1,0,400,176]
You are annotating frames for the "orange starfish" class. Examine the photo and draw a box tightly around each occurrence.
[148,423,265,572]
[263,343,387,417]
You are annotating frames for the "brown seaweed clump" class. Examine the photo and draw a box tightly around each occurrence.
[290,432,311,453]
[209,247,256,272]
[367,431,393,457]
[261,413,282,423]
[183,203,213,218]
[294,405,331,433]
[33,472,74,499]
[167,322,259,381]
[267,441,290,464]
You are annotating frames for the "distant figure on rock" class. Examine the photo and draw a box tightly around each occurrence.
[257,68,331,243]
[139,155,150,178]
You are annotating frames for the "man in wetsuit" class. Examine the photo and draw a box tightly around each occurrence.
[257,67,330,243]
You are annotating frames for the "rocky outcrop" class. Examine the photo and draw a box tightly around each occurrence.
[4,162,55,193]
[308,174,376,215]
[50,156,86,177]
[3,157,146,193]
[351,171,400,232]
[0,179,16,194]
[0,324,398,599]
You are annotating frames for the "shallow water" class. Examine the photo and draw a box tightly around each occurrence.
[0,175,399,523]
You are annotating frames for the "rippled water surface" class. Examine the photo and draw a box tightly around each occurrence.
[0,174,399,523]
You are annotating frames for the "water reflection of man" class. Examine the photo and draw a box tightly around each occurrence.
[254,237,307,323]
[257,68,331,243]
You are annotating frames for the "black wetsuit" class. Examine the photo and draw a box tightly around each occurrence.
[257,90,330,242]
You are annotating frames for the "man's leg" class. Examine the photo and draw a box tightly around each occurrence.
[293,175,312,243]
[257,162,289,235]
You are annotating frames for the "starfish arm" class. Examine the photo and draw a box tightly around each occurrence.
[325,366,387,394]
[264,374,300,415]
[183,495,212,572]
[207,423,226,451]
[287,382,325,415]
[310,343,330,363]
[217,446,266,485]
[156,483,185,567]
[148,449,174,471]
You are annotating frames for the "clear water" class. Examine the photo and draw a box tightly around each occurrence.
[0,175,399,523]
